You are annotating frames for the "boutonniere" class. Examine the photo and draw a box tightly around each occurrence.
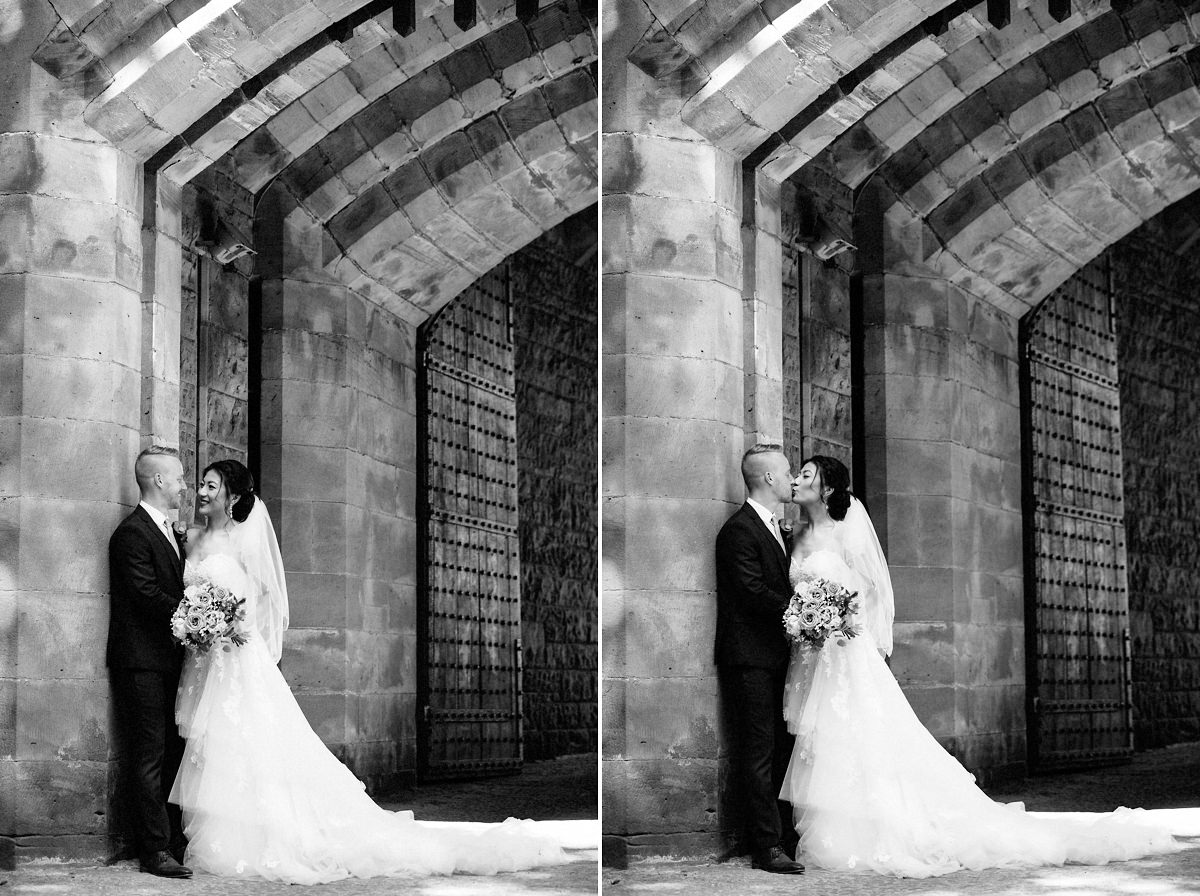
[172,521,189,544]
[778,519,794,539]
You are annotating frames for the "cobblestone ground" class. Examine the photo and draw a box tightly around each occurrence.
[604,742,1200,896]
[1,754,599,896]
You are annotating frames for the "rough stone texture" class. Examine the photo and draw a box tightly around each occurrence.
[743,171,785,448]
[609,0,1200,866]
[602,5,748,855]
[860,198,1027,775]
[1109,203,1200,749]
[0,108,147,862]
[3,0,600,867]
[512,209,599,760]
[258,270,420,792]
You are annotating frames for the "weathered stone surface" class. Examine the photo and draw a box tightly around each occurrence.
[606,756,721,835]
[615,495,735,594]
[609,271,743,365]
[616,355,741,423]
[343,630,408,692]
[283,628,350,695]
[867,373,957,442]
[953,499,1023,578]
[890,564,956,624]
[0,133,140,210]
[884,493,954,568]
[15,677,108,763]
[19,497,119,595]
[292,691,349,746]
[17,592,107,681]
[603,193,733,281]
[602,132,732,206]
[621,676,719,762]
[620,592,717,680]
[4,758,108,835]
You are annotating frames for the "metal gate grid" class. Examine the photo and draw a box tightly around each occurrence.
[418,265,523,780]
[1021,258,1134,771]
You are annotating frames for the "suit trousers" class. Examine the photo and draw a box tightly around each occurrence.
[722,665,796,854]
[110,668,185,857]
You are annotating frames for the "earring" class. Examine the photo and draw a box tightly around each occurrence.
[226,502,235,519]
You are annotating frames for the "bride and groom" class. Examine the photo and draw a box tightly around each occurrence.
[716,444,1183,878]
[107,446,570,884]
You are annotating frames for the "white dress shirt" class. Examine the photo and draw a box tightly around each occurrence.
[140,501,180,558]
[746,497,786,552]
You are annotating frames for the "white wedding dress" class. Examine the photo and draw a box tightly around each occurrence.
[169,503,569,884]
[780,499,1184,878]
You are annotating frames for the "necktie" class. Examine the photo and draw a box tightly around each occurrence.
[163,519,180,558]
[769,514,785,551]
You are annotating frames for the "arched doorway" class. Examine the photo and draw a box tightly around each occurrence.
[1019,259,1134,771]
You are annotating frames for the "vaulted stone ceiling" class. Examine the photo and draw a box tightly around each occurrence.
[35,0,597,321]
[627,0,1200,316]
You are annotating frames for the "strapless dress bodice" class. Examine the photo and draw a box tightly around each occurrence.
[790,548,859,591]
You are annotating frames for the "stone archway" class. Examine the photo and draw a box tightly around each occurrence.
[1,0,596,864]
[603,0,1200,861]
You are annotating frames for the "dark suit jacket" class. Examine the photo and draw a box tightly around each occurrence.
[107,505,185,671]
[714,502,793,670]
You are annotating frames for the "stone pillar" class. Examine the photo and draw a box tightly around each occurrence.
[602,0,745,861]
[0,8,146,864]
[858,189,1026,776]
[256,192,419,791]
[140,178,184,449]
[742,171,785,447]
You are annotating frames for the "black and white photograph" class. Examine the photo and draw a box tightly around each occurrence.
[600,0,1200,892]
[1,0,598,892]
[8,0,1200,894]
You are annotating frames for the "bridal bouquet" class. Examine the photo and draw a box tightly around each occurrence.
[783,577,862,651]
[170,577,248,653]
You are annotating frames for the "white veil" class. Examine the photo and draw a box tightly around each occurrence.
[840,495,895,657]
[232,498,289,662]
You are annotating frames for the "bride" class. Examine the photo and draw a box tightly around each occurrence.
[169,459,570,884]
[781,455,1183,878]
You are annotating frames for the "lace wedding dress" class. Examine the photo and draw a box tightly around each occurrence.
[780,499,1183,878]
[169,503,568,884]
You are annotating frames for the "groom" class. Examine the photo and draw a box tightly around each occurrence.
[107,446,192,879]
[714,444,804,874]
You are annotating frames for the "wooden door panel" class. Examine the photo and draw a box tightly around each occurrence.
[420,267,522,780]
[1023,258,1133,770]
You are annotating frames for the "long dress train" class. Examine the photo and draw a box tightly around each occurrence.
[170,534,569,884]
[781,540,1184,878]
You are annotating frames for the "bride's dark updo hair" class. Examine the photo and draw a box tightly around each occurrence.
[202,459,257,523]
[804,455,852,521]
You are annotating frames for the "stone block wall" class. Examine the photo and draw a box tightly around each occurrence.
[1110,212,1200,748]
[0,128,146,865]
[858,191,1027,781]
[258,273,420,793]
[511,208,598,760]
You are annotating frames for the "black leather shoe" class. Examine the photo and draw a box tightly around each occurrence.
[140,850,193,878]
[751,846,805,874]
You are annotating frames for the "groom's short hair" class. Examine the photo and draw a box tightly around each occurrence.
[135,445,180,489]
[741,443,785,488]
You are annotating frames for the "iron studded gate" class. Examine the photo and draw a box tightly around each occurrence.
[1020,257,1133,771]
[417,265,523,780]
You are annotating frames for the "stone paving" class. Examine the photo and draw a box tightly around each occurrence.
[0,755,599,896]
[603,742,1200,896]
